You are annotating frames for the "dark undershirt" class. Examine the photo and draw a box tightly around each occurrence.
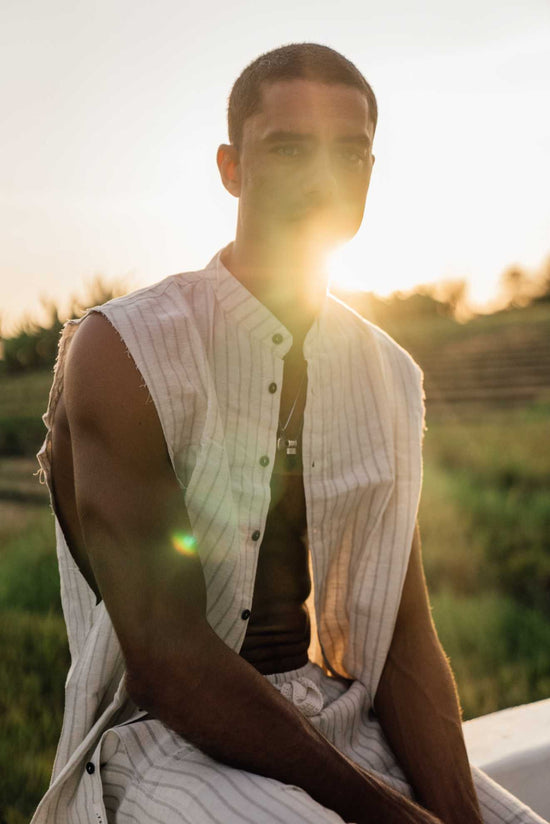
[239,347,311,674]
[239,465,311,674]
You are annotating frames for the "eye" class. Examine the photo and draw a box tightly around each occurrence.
[274,144,302,158]
[338,148,368,166]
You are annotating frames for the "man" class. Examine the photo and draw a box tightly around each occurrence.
[32,44,545,823]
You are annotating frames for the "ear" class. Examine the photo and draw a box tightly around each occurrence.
[217,144,241,198]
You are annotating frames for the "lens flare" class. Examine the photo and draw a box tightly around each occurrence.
[172,531,197,556]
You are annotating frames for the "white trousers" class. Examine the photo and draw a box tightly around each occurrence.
[92,662,545,824]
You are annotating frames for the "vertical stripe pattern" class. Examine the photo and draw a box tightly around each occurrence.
[31,249,543,823]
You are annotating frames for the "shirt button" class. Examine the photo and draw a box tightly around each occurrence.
[241,609,251,620]
[85,762,95,774]
[268,382,277,393]
[259,455,270,467]
[272,333,283,345]
[251,530,261,541]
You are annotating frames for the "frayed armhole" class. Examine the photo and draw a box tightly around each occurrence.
[36,315,87,502]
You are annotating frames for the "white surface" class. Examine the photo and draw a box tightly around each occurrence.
[464,699,550,819]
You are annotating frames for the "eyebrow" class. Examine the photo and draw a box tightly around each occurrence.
[262,131,313,144]
[336,135,372,148]
[262,130,372,148]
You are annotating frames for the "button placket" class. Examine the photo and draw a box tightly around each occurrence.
[253,337,283,560]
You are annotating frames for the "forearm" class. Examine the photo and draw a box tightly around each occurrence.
[374,625,483,824]
[128,625,441,824]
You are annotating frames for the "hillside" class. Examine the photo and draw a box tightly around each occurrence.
[340,300,550,418]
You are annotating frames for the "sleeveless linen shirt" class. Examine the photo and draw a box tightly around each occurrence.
[32,248,425,822]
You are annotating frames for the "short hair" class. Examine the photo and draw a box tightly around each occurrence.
[227,43,378,149]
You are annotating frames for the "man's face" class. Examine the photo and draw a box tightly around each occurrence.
[236,78,375,250]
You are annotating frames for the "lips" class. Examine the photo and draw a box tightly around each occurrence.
[288,197,338,221]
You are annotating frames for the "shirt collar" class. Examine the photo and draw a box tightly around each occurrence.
[206,246,335,358]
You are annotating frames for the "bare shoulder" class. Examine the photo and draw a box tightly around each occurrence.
[65,311,146,406]
[64,311,168,467]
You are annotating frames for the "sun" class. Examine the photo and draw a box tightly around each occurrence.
[327,240,401,297]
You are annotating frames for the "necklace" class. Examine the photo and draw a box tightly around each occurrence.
[276,372,306,457]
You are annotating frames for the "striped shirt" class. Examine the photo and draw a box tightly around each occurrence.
[32,248,425,822]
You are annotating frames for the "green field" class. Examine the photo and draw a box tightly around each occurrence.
[1,302,549,821]
[419,406,550,718]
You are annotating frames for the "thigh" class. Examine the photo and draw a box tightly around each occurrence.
[309,675,414,800]
[100,717,350,824]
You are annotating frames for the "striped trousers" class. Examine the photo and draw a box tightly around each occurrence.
[89,662,545,824]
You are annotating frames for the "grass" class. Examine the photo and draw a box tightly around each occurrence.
[432,591,550,721]
[420,405,550,613]
[0,503,69,822]
[417,404,550,718]
[0,611,69,821]
[0,514,62,615]
[0,369,53,420]
[0,368,52,456]
[422,403,550,484]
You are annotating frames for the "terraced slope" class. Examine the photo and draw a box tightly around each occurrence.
[410,313,550,414]
[337,297,550,417]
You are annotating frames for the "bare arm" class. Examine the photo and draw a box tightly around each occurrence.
[64,313,441,824]
[374,525,483,824]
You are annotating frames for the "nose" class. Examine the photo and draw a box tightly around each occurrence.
[303,147,337,206]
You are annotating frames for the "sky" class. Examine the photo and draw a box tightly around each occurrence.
[1,0,550,332]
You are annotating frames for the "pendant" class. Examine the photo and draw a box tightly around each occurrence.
[277,436,298,455]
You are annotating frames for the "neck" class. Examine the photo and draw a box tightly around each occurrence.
[222,229,331,344]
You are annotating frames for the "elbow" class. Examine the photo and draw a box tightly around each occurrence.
[124,641,165,713]
[125,654,186,719]
[123,625,211,719]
